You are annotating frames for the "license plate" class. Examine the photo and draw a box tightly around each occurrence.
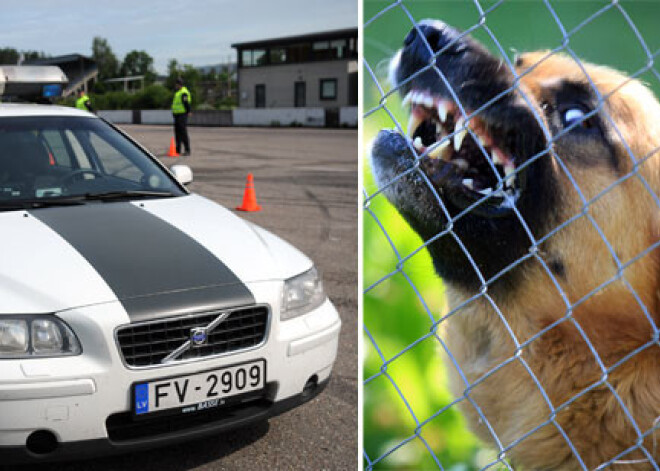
[133,360,265,417]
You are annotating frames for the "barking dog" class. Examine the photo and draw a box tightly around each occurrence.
[371,20,660,470]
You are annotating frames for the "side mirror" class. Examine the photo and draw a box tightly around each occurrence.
[170,164,193,185]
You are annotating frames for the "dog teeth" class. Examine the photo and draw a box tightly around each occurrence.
[427,139,450,160]
[475,132,486,148]
[504,163,516,187]
[437,100,448,122]
[454,117,467,151]
[422,95,434,108]
[478,187,493,196]
[462,178,474,190]
[402,91,413,107]
[407,114,423,138]
[413,136,424,150]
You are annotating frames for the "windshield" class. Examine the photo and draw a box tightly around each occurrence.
[0,116,185,205]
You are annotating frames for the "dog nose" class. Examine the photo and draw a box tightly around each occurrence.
[403,20,466,58]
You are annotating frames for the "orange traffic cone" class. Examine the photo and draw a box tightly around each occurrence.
[167,137,179,157]
[236,173,262,212]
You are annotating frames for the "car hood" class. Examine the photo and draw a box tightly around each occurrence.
[0,194,311,316]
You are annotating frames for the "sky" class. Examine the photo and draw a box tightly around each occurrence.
[0,0,357,73]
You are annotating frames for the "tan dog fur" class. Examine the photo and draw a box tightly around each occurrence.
[444,53,660,470]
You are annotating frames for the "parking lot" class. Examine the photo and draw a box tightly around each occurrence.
[16,125,357,470]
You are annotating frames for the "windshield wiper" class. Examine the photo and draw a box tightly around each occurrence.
[82,190,180,201]
[0,191,178,211]
[0,197,86,211]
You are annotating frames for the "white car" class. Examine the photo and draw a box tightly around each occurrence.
[0,104,341,464]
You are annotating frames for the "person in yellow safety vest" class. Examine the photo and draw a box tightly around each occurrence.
[171,77,192,156]
[75,90,94,113]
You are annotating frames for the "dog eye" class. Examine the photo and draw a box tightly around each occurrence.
[561,107,594,129]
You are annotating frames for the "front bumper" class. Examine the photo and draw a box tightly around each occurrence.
[0,281,341,464]
[0,377,329,465]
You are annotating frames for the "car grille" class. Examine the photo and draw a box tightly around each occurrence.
[116,306,269,367]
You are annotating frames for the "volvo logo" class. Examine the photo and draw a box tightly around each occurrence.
[190,327,208,347]
[162,311,233,363]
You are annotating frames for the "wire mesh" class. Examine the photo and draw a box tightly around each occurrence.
[363,1,660,469]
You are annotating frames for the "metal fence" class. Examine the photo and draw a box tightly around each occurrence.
[363,0,660,469]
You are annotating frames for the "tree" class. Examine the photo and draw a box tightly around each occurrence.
[165,59,201,108]
[92,37,119,80]
[0,48,19,65]
[22,50,46,61]
[166,60,200,89]
[165,59,180,89]
[120,50,156,84]
[0,48,47,65]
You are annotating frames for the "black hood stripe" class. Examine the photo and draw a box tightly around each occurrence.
[31,203,255,322]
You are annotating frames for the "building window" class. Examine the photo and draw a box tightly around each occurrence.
[255,84,266,108]
[295,81,306,107]
[241,50,251,67]
[241,49,267,67]
[270,48,286,64]
[320,79,337,101]
[330,39,347,59]
[288,43,311,63]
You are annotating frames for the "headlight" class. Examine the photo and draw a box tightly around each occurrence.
[0,316,81,358]
[281,267,326,320]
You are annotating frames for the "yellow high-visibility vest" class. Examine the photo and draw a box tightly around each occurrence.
[172,87,191,114]
[76,95,90,110]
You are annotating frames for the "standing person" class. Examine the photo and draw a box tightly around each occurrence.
[171,77,191,156]
[75,90,94,113]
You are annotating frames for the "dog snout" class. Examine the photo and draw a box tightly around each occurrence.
[403,20,467,59]
[394,20,503,101]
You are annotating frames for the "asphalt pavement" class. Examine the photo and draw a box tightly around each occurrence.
[15,125,357,471]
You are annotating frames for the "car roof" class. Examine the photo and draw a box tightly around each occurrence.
[0,104,97,118]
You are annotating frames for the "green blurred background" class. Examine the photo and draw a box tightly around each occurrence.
[363,1,660,469]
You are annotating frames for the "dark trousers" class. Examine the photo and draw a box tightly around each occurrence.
[173,113,190,153]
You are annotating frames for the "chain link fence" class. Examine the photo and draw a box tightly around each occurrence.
[363,1,660,469]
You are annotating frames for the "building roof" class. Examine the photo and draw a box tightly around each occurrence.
[25,54,95,66]
[105,76,145,83]
[231,27,357,49]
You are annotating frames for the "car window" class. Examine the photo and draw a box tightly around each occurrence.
[64,130,92,169]
[0,115,185,203]
[41,130,72,168]
[88,133,143,183]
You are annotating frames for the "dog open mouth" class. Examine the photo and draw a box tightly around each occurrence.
[405,89,523,213]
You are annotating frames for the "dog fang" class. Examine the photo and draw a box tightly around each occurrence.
[427,140,451,160]
[407,113,423,138]
[454,117,467,151]
[437,100,449,122]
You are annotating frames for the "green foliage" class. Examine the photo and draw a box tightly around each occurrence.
[92,37,119,80]
[130,84,172,110]
[0,47,48,65]
[85,84,172,110]
[363,151,482,469]
[165,60,201,108]
[55,96,76,108]
[0,47,19,64]
[120,50,157,84]
[214,95,237,109]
